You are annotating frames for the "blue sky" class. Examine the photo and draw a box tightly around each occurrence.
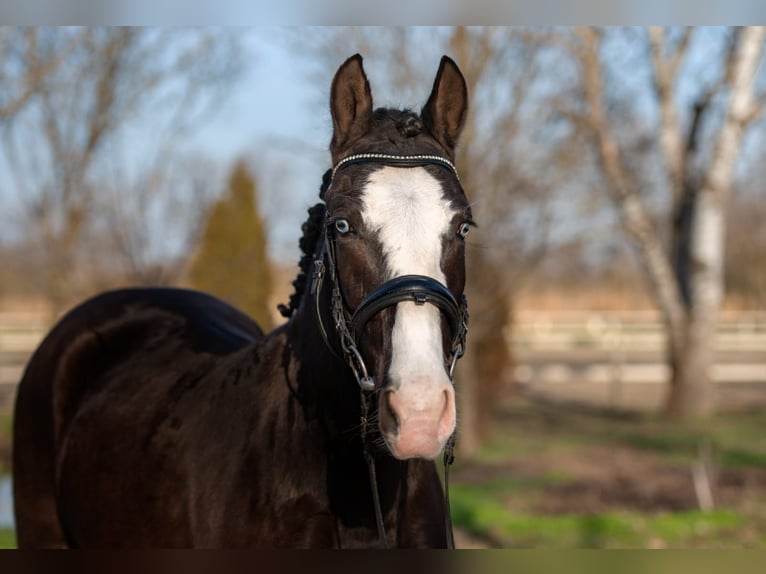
[2,27,763,271]
[183,30,336,260]
[188,31,326,163]
[0,29,332,263]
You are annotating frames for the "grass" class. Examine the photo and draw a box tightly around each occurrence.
[451,484,748,548]
[450,400,766,548]
[0,528,16,549]
[1,401,765,548]
[477,401,766,469]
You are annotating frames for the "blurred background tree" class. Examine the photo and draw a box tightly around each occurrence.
[294,25,766,434]
[0,27,242,315]
[187,160,274,331]
[548,26,766,419]
[1,25,765,440]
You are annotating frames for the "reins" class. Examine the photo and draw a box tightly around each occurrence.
[310,153,469,549]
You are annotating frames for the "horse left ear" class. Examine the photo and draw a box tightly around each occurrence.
[330,54,373,160]
[421,56,468,155]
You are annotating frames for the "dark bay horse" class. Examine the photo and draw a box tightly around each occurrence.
[13,54,472,548]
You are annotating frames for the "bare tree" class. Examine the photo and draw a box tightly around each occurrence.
[564,26,766,418]
[0,27,241,314]
[725,179,766,308]
[89,152,222,287]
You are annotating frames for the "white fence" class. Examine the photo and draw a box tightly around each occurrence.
[511,310,766,353]
[1,310,765,410]
[510,309,766,411]
[0,313,49,409]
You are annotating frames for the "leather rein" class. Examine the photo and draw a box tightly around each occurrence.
[309,153,470,549]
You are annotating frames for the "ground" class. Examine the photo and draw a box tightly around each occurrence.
[449,394,766,548]
[2,392,766,548]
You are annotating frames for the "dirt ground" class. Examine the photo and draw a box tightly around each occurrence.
[3,385,766,510]
[448,381,766,547]
[455,441,766,515]
[3,384,766,548]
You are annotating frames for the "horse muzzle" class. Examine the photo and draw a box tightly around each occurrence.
[379,380,456,460]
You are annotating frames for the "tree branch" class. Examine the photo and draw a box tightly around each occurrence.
[648,26,691,201]
[0,28,85,119]
[575,26,688,347]
[701,26,766,201]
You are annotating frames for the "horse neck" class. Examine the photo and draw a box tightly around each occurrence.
[285,276,362,429]
[278,264,428,543]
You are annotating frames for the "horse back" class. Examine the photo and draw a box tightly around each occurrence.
[13,288,264,548]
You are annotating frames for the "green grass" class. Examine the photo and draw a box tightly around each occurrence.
[0,528,16,549]
[2,402,765,549]
[477,403,766,470]
[0,413,11,437]
[449,401,766,547]
[451,484,746,548]
[594,412,766,470]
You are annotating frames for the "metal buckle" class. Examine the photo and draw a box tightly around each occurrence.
[346,344,375,391]
[310,259,325,296]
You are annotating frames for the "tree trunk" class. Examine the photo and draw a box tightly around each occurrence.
[456,256,515,459]
[666,27,764,418]
[666,315,716,417]
[455,345,480,458]
[576,26,764,421]
[666,187,725,417]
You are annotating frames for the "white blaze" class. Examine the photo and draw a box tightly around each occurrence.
[361,166,455,391]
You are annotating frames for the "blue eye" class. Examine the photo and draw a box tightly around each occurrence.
[457,222,471,239]
[335,218,351,235]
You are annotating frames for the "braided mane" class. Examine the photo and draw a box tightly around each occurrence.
[277,170,331,319]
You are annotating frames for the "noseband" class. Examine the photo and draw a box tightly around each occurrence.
[309,152,470,549]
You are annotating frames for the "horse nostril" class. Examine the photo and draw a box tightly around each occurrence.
[438,387,456,441]
[380,390,399,436]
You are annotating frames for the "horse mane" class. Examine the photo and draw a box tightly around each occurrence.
[277,170,331,319]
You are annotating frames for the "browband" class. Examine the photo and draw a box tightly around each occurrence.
[331,153,459,182]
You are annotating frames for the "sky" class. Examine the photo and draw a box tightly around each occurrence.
[5,0,766,25]
[0,29,332,264]
[188,31,326,164]
[2,27,764,272]
[183,30,336,261]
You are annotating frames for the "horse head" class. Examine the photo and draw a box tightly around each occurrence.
[321,54,471,461]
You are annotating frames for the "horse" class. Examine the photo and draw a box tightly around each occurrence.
[12,53,472,548]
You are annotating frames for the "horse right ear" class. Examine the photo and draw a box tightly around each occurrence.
[330,54,373,160]
[421,56,468,156]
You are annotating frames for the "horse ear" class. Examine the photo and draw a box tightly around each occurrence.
[330,54,373,158]
[421,56,468,154]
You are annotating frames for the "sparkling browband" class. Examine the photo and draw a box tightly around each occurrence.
[331,153,460,182]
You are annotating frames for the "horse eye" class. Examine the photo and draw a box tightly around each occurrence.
[335,218,351,235]
[457,222,471,239]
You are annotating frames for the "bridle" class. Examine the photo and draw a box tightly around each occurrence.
[309,152,470,549]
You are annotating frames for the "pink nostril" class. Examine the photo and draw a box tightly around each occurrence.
[379,390,399,437]
[381,384,456,459]
[438,388,455,439]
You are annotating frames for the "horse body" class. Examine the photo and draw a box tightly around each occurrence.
[14,288,446,547]
[13,54,469,548]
